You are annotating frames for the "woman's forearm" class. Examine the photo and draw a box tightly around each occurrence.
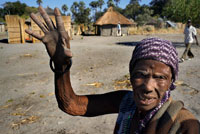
[53,63,129,117]
[54,65,89,116]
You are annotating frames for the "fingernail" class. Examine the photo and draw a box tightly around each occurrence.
[54,8,61,15]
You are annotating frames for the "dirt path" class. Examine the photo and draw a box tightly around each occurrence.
[0,34,200,134]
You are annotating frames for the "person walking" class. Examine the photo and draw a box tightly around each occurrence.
[180,20,199,62]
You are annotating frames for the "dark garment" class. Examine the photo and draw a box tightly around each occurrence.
[114,92,200,134]
[181,43,194,59]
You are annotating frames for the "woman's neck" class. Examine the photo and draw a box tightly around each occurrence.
[138,109,148,119]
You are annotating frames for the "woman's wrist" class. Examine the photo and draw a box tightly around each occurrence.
[50,58,72,75]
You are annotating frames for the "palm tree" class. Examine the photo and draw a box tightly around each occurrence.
[62,4,68,15]
[107,0,114,7]
[97,0,105,12]
[89,1,98,21]
[129,0,141,4]
[90,1,98,13]
[36,0,42,6]
[114,0,120,7]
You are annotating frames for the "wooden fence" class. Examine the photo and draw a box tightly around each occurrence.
[5,15,71,44]
[5,15,25,44]
[31,15,71,43]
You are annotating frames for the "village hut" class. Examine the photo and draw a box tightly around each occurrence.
[95,7,134,36]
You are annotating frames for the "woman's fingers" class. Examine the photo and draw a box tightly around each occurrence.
[30,13,48,33]
[54,8,65,33]
[25,29,43,40]
[54,8,70,49]
[39,6,55,31]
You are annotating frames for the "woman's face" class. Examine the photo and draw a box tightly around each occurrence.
[130,59,172,113]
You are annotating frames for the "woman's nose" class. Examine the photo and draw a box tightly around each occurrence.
[143,78,155,93]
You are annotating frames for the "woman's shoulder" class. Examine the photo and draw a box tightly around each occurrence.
[175,107,200,133]
[177,107,199,126]
[148,100,199,134]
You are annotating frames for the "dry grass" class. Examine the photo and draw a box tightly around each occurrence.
[113,74,132,90]
[85,82,104,88]
[11,115,40,129]
[128,26,184,35]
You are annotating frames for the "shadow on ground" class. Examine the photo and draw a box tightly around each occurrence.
[0,39,8,43]
[0,39,35,44]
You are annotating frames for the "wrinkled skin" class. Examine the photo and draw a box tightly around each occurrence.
[25,6,128,117]
[130,59,172,115]
[25,6,72,65]
[25,8,200,133]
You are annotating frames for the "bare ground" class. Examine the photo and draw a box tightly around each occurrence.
[0,34,200,134]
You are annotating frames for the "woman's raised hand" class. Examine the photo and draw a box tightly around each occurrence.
[25,6,72,65]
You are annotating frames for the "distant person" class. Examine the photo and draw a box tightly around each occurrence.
[117,22,121,36]
[26,7,200,134]
[180,20,199,62]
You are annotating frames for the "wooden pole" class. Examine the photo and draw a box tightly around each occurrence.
[20,18,25,43]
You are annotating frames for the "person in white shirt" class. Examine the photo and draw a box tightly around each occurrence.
[117,22,121,36]
[180,20,199,62]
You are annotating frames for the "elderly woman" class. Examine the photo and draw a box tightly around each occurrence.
[26,7,199,134]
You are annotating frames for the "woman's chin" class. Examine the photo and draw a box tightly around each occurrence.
[136,100,157,112]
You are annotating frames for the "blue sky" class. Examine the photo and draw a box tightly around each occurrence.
[0,0,152,10]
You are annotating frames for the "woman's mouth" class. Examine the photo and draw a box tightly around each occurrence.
[138,94,156,105]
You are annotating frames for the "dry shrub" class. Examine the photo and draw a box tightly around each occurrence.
[128,25,185,35]
[128,25,155,35]
[128,27,138,35]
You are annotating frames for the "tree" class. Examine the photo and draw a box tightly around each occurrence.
[3,1,27,16]
[23,6,38,18]
[150,0,168,15]
[62,4,68,15]
[97,0,104,12]
[114,0,120,7]
[0,8,5,21]
[90,1,98,21]
[124,0,140,19]
[129,0,141,4]
[90,0,105,21]
[162,0,200,26]
[135,5,154,26]
[107,0,115,7]
[70,1,91,24]
[95,11,104,21]
[0,1,37,20]
[36,0,42,6]
[90,1,98,13]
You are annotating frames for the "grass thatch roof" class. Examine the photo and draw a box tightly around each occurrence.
[95,7,134,26]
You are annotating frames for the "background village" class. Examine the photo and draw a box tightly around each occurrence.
[1,0,200,134]
[0,0,199,43]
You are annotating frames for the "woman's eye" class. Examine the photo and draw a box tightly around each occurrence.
[132,72,145,78]
[155,75,166,80]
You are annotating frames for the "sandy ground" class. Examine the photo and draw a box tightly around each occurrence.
[0,34,200,134]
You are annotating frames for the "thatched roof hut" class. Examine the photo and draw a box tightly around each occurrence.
[95,7,134,36]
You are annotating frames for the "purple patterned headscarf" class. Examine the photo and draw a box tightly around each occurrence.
[129,37,179,90]
[129,37,179,133]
